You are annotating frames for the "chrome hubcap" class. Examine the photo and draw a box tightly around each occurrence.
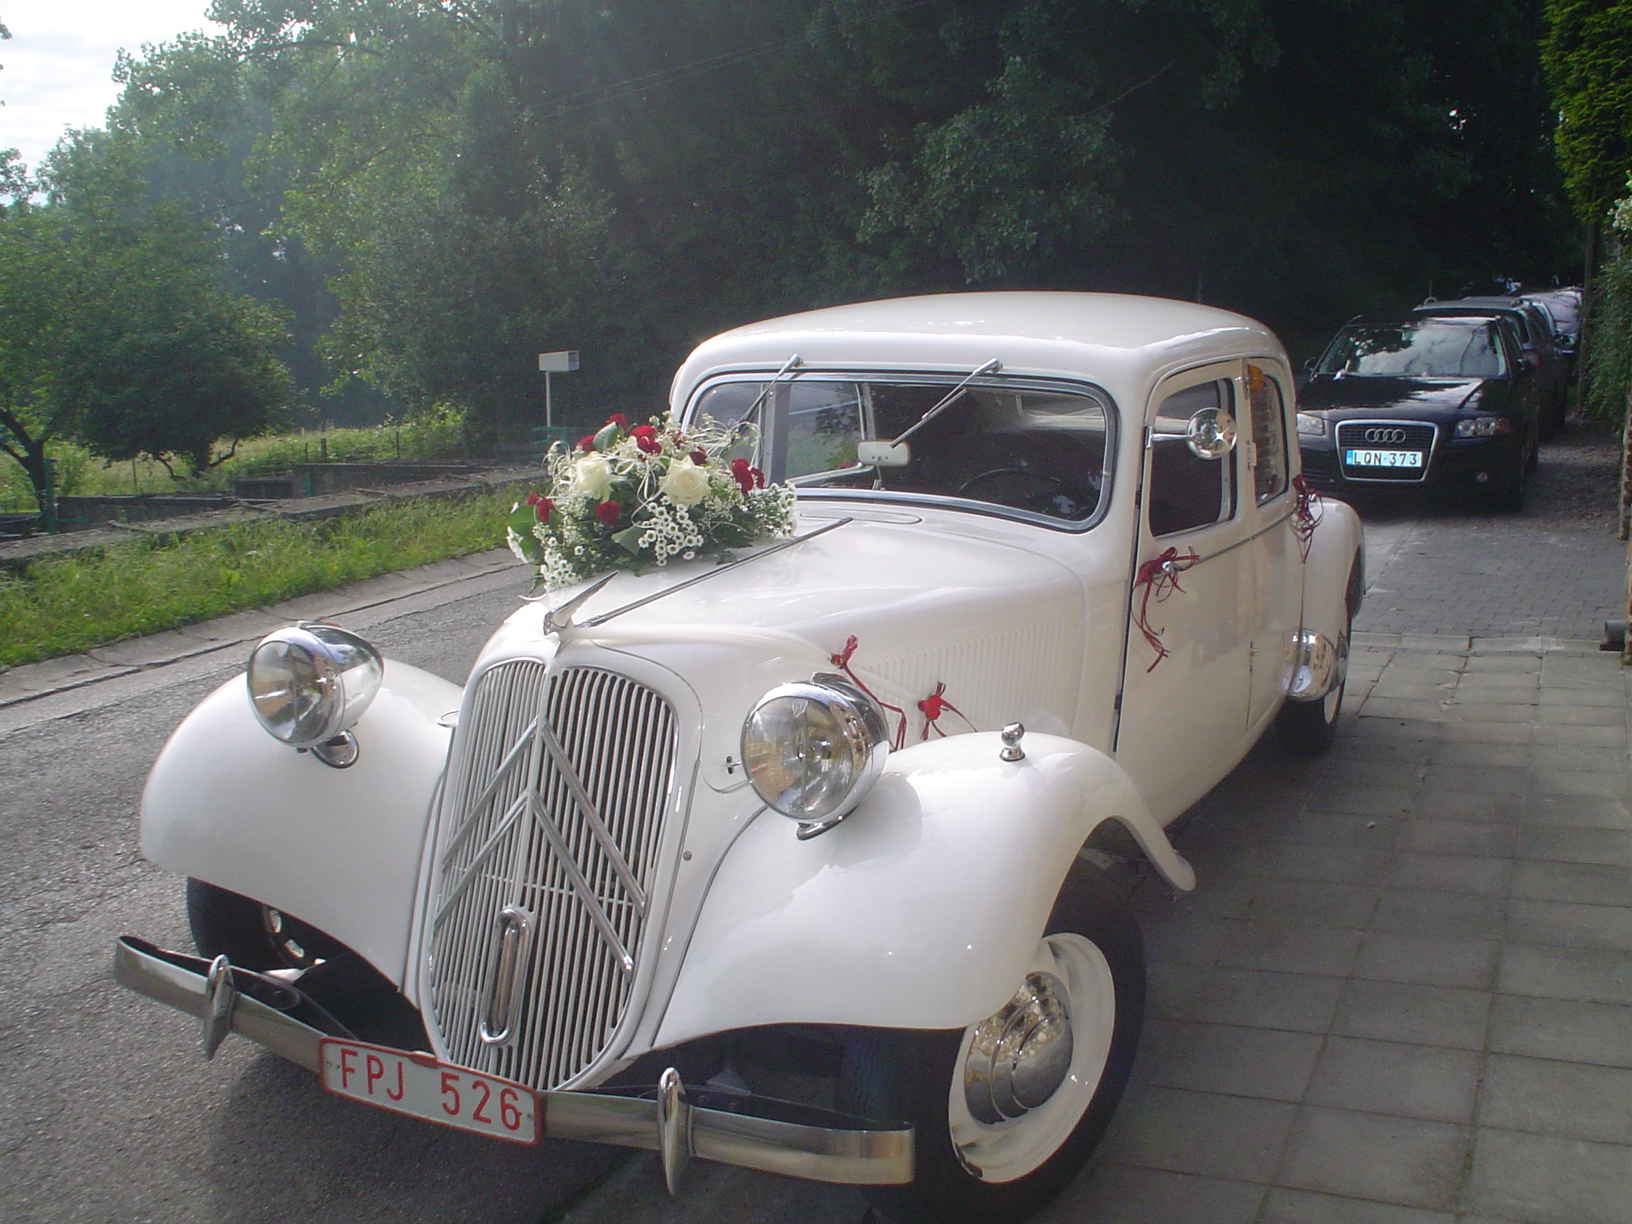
[964,971,1074,1123]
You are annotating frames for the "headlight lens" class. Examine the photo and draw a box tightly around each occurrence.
[1295,412,1327,437]
[246,623,384,748]
[742,676,890,823]
[1454,416,1512,439]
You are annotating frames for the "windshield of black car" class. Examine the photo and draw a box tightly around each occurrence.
[1317,320,1508,379]
[690,375,1112,523]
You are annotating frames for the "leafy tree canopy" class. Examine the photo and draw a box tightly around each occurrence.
[102,0,1577,437]
[0,134,294,506]
[1542,0,1632,221]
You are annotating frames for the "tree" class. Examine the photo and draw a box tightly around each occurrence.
[0,153,294,508]
[1542,0,1632,222]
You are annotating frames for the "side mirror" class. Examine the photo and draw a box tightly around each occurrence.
[857,439,911,467]
[1185,409,1236,460]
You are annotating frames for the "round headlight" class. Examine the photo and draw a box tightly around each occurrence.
[246,623,384,748]
[742,676,890,824]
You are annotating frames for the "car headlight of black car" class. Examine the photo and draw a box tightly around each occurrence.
[1453,416,1512,439]
[1296,412,1328,437]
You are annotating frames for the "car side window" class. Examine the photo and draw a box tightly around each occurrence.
[1148,379,1237,536]
[1247,365,1288,504]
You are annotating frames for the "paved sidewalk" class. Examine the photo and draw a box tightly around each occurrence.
[1078,636,1632,1224]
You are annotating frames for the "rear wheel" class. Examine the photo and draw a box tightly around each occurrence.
[838,866,1144,1224]
[1277,610,1349,756]
[187,879,342,971]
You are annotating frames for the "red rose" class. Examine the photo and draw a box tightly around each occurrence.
[690,449,708,465]
[729,457,755,494]
[750,465,765,489]
[578,434,596,451]
[525,492,544,505]
[533,496,554,522]
[606,413,628,430]
[630,425,660,455]
[595,500,620,526]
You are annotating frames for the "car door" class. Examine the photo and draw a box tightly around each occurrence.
[1115,361,1255,822]
[1243,360,1303,731]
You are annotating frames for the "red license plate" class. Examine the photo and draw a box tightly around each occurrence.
[319,1039,540,1145]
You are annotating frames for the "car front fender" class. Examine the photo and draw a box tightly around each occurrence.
[140,660,461,986]
[651,731,1191,1048]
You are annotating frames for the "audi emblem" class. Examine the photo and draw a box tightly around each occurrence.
[1363,426,1409,444]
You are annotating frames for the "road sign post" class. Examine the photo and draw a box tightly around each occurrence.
[537,351,580,427]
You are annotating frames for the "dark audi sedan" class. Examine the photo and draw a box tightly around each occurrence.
[1297,313,1540,512]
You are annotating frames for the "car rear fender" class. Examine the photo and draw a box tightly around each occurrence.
[650,731,1192,1048]
[140,661,461,986]
[1302,494,1364,645]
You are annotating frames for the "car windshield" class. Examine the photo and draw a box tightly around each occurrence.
[689,375,1112,523]
[1317,320,1508,379]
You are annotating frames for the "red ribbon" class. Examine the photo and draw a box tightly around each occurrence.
[1132,547,1200,671]
[830,636,909,750]
[917,681,973,740]
[1291,474,1323,561]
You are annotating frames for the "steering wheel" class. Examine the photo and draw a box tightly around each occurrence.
[955,467,1100,518]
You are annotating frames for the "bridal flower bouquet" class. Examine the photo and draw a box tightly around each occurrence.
[507,414,796,590]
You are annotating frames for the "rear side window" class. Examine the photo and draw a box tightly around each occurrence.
[1148,379,1237,536]
[1247,365,1288,504]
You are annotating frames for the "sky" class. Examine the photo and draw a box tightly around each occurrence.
[1,1,224,169]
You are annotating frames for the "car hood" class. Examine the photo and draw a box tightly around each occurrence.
[480,509,1092,787]
[1299,375,1487,418]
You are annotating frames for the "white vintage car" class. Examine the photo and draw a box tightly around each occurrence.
[115,293,1362,1223]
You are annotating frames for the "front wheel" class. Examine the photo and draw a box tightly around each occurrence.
[838,866,1144,1224]
[187,879,342,971]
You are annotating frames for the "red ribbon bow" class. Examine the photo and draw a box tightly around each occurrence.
[830,635,908,750]
[1132,546,1200,671]
[1291,474,1323,561]
[917,681,972,740]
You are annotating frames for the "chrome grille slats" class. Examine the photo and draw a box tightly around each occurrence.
[426,660,677,1090]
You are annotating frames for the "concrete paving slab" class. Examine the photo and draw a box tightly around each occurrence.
[1303,1037,1481,1123]
[1330,980,1492,1049]
[1487,994,1632,1067]
[1476,1055,1632,1144]
[1273,1107,1470,1209]
[1464,1129,1632,1224]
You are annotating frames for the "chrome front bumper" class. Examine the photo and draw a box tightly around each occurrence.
[112,936,913,1189]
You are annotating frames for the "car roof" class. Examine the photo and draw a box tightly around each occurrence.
[1341,312,1499,329]
[670,292,1283,409]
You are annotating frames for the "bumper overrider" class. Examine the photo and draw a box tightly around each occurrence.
[112,936,913,1191]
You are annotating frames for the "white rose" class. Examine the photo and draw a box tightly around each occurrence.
[660,457,711,507]
[570,454,614,502]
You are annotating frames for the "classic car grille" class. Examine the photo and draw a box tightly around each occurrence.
[1334,421,1437,482]
[425,661,676,1090]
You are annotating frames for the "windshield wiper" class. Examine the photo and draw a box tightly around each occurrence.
[737,354,803,430]
[891,358,1002,446]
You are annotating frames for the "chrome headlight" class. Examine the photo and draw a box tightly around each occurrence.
[1454,416,1511,439]
[1295,412,1328,437]
[742,676,890,823]
[246,623,384,748]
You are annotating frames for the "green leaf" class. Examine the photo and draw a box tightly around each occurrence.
[610,524,644,556]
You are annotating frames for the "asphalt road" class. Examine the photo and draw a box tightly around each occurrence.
[0,568,627,1224]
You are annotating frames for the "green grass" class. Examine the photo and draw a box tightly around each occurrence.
[0,405,471,509]
[0,487,522,669]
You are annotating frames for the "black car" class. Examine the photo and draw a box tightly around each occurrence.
[1412,296,1570,438]
[1297,313,1541,512]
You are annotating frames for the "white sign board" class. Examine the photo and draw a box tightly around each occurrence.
[537,351,580,373]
